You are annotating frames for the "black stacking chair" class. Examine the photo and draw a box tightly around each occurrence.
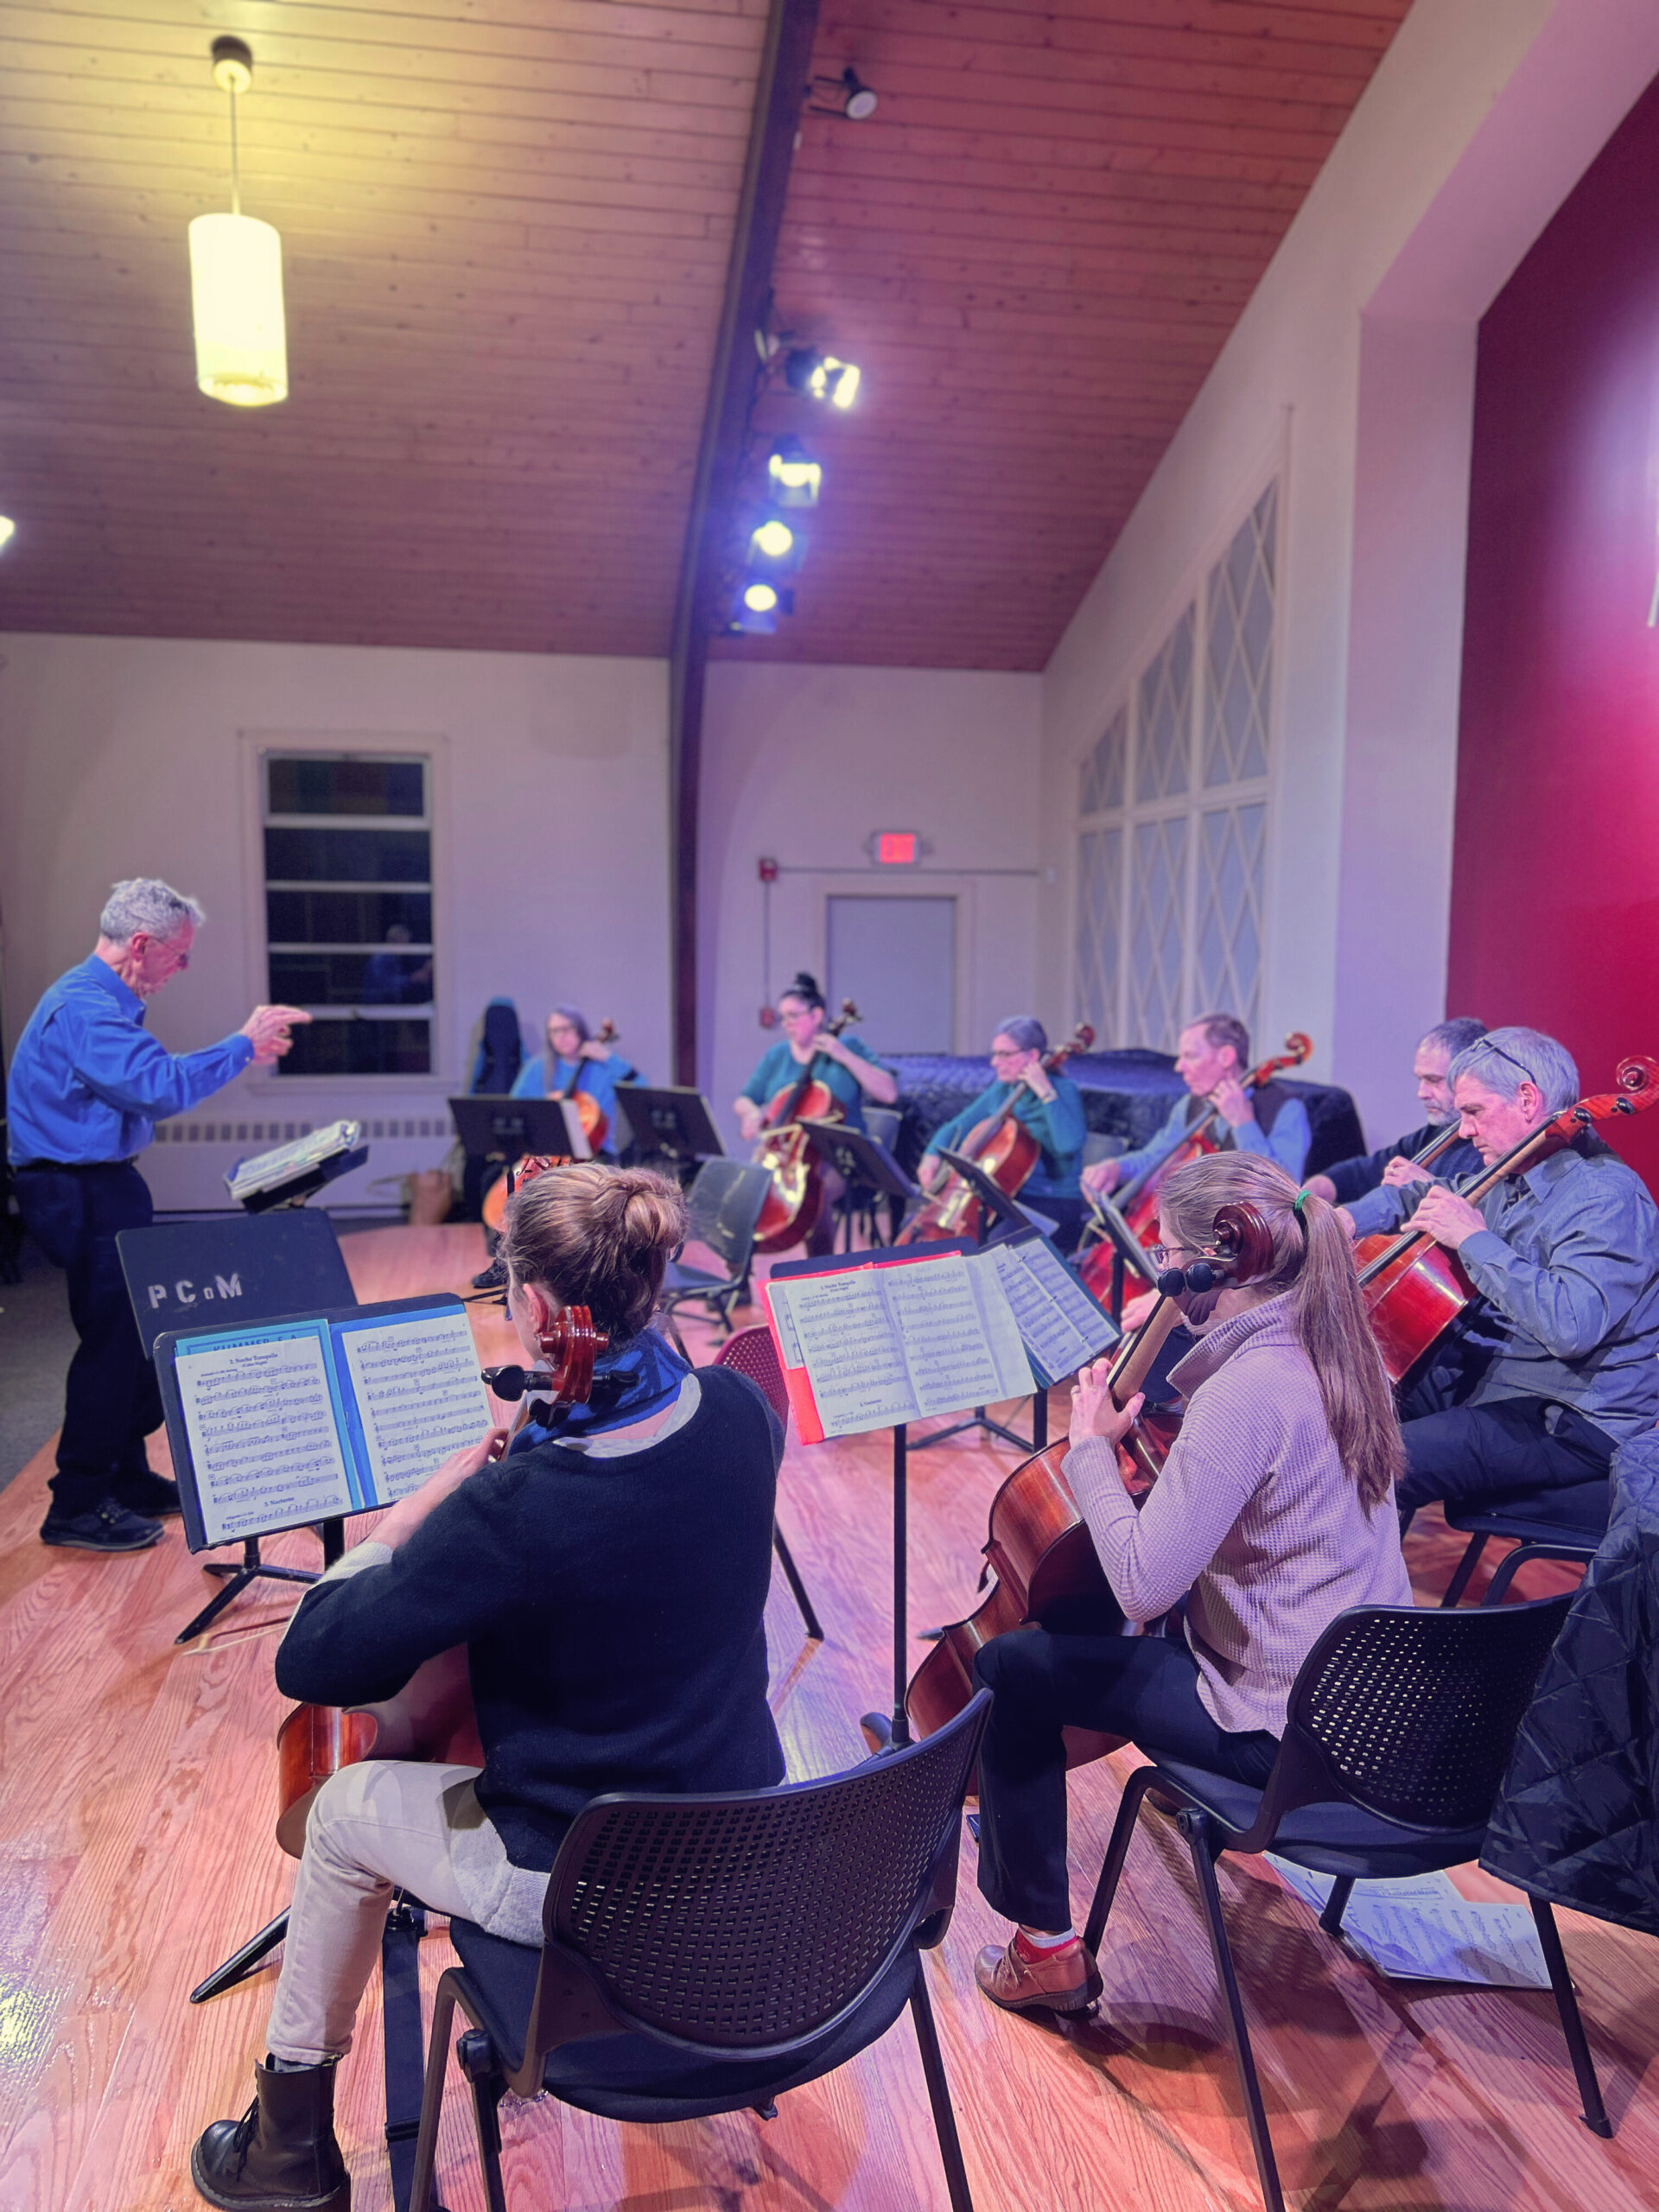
[711,1324,825,1642]
[408,1692,992,2212]
[1084,1599,1607,2212]
[1438,1480,1609,1606]
[658,1158,772,1341]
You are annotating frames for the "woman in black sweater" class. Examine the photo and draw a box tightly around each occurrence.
[193,1165,785,2212]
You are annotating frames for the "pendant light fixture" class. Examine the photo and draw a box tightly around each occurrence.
[188,37,288,407]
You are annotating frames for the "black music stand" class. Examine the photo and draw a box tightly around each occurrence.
[119,1212,359,1642]
[449,1093,589,1166]
[612,1084,725,1179]
[769,1241,976,1751]
[232,1142,370,1212]
[798,1118,918,1250]
[1078,1190,1160,1322]
[905,1147,1051,1454]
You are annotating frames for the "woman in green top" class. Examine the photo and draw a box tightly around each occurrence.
[919,1016,1090,1250]
[734,972,898,1254]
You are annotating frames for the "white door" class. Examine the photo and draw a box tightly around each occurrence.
[825,895,956,1054]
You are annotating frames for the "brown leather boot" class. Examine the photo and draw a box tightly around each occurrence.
[191,2057,351,2210]
[974,1932,1103,2014]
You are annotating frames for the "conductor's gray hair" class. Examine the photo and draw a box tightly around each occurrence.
[99,879,204,946]
[1450,1026,1580,1116]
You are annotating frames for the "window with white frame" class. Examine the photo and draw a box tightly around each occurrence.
[1075,481,1277,1051]
[262,753,435,1076]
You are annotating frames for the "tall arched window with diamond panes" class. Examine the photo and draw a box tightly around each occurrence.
[1074,481,1277,1051]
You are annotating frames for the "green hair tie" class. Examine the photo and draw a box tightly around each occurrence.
[1293,1189,1307,1214]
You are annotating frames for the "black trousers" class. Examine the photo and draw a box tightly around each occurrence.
[973,1628,1279,1932]
[14,1162,163,1513]
[1398,1395,1616,1520]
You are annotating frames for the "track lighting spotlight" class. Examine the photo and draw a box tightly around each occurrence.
[785,348,861,410]
[744,580,779,613]
[728,575,794,634]
[766,435,821,509]
[809,67,878,121]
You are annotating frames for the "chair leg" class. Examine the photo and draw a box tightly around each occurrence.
[1319,1875,1356,1936]
[772,1521,825,1641]
[1439,1533,1489,1608]
[1083,1764,1156,1953]
[1529,1897,1612,2137]
[408,1976,458,2212]
[456,2030,511,2212]
[909,1961,976,2212]
[1181,1811,1287,2212]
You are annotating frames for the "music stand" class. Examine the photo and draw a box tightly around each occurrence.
[1078,1190,1159,1322]
[798,1118,918,1250]
[613,1084,726,1177]
[118,1211,359,1642]
[448,1094,583,1165]
[902,1146,1053,1455]
[770,1241,976,1751]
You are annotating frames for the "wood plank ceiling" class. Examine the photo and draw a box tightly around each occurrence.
[0,0,1413,671]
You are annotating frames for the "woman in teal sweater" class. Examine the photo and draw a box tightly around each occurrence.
[920,1016,1089,1250]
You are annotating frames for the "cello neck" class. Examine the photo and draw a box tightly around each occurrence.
[1408,1121,1464,1170]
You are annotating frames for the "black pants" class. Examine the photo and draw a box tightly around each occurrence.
[1398,1397,1616,1520]
[1028,1195,1088,1256]
[973,1628,1278,1932]
[14,1162,163,1513]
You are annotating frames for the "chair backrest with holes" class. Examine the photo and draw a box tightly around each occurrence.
[682,1160,772,1275]
[711,1325,791,1427]
[531,1693,989,2060]
[1274,1596,1573,1834]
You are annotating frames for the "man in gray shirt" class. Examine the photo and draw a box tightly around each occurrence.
[1363,1027,1659,1518]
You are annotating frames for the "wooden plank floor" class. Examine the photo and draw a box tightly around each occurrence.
[0,1223,1654,2212]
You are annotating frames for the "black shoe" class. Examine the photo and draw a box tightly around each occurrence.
[470,1255,507,1293]
[112,1469,182,1516]
[40,1503,163,1553]
[191,2057,350,2211]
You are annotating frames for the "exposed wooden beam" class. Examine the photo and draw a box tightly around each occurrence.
[669,0,821,1088]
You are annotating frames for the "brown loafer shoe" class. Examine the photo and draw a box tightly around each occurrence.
[974,1935,1102,2015]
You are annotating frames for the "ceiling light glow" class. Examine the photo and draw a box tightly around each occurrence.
[767,435,821,508]
[743,581,779,613]
[191,38,288,409]
[0,517,15,552]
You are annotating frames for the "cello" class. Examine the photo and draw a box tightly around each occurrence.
[904,1295,1186,1758]
[481,1020,621,1234]
[898,1022,1096,1245]
[905,1200,1276,1755]
[274,1294,608,1856]
[1077,1029,1312,1299]
[751,999,861,1254]
[1355,1053,1659,1385]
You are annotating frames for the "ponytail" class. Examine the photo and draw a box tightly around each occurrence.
[1159,1154,1405,1510]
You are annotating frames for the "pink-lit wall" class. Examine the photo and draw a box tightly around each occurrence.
[1451,72,1659,1186]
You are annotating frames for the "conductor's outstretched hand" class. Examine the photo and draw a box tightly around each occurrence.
[242,1005,314,1061]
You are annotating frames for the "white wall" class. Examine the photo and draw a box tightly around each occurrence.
[700,662,1044,1148]
[1040,0,1659,1146]
[0,633,671,1209]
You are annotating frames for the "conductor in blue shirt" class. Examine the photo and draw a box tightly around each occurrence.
[919,1017,1090,1250]
[7,880,309,1554]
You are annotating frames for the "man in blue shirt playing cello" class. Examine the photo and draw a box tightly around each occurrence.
[8,880,308,1554]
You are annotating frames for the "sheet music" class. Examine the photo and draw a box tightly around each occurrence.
[983,1238,1116,1385]
[885,1254,1028,1417]
[339,1307,492,1503]
[766,1279,805,1373]
[175,1325,353,1544]
[781,1269,918,1437]
[1266,1859,1550,1988]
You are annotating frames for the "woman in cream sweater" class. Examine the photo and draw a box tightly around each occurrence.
[973,1149,1411,2016]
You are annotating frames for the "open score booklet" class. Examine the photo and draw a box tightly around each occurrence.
[157,1294,492,1552]
[764,1238,1116,1443]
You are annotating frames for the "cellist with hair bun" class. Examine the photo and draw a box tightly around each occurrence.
[734,971,897,1255]
[190,1162,786,2212]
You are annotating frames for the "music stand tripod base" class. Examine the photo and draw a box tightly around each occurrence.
[176,1537,321,1644]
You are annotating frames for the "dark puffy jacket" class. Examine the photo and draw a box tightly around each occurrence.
[1481,1432,1659,1935]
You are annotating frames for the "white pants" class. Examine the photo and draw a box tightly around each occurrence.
[265,1760,550,2065]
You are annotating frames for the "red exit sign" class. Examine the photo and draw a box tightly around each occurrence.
[870,829,923,867]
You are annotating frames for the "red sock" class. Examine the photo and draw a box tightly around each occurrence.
[1014,1926,1077,1961]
